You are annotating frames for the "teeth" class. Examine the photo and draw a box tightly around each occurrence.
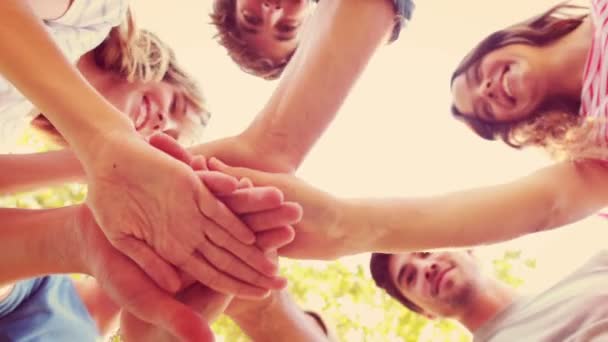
[502,71,513,98]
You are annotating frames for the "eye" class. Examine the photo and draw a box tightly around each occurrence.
[243,12,261,26]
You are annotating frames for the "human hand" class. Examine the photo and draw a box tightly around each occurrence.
[208,157,350,260]
[119,166,298,341]
[71,205,215,342]
[85,133,284,298]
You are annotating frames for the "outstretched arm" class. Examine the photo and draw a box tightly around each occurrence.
[190,0,396,173]
[209,159,608,259]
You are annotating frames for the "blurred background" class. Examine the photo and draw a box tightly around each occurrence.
[2,0,605,340]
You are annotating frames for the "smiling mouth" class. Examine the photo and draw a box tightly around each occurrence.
[500,65,516,106]
[432,267,454,296]
[135,96,150,130]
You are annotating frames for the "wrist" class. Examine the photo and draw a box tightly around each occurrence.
[339,198,380,255]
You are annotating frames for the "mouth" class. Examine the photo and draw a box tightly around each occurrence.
[500,65,517,107]
[432,267,454,297]
[134,96,151,130]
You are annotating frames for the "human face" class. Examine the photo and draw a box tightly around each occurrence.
[451,44,550,123]
[236,0,311,61]
[388,251,482,318]
[98,79,201,141]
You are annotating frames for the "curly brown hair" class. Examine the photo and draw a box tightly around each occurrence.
[210,0,291,80]
[450,2,600,160]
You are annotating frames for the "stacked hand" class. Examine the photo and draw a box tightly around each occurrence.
[119,134,298,341]
[85,133,297,298]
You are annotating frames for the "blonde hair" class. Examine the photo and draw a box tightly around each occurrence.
[32,9,209,146]
[451,2,608,161]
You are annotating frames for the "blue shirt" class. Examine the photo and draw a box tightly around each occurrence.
[311,0,415,43]
[0,276,98,341]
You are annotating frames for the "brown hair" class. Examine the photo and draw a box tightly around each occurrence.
[369,253,424,314]
[32,9,209,145]
[450,2,599,160]
[210,0,292,80]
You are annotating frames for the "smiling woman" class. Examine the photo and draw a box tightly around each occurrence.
[449,2,601,159]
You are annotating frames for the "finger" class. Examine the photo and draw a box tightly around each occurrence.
[195,182,256,244]
[204,222,278,277]
[113,237,181,293]
[242,202,303,232]
[176,285,233,322]
[208,158,273,185]
[179,252,271,300]
[149,133,192,165]
[197,236,286,290]
[198,171,238,195]
[101,247,213,341]
[220,187,284,214]
[237,177,253,189]
[191,155,208,171]
[255,226,295,252]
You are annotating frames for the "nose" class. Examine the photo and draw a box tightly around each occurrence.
[480,79,496,100]
[424,263,439,281]
[262,1,283,25]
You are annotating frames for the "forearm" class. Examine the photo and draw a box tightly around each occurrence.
[0,0,134,162]
[0,150,85,194]
[244,0,394,172]
[229,291,329,342]
[343,161,608,253]
[0,206,84,285]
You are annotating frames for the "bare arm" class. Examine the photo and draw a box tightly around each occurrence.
[346,160,608,253]
[0,0,134,162]
[209,158,608,259]
[227,290,330,342]
[0,150,84,195]
[190,0,395,173]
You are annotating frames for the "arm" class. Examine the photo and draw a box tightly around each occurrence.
[0,205,213,341]
[227,290,330,342]
[345,160,608,252]
[0,150,84,194]
[209,158,608,259]
[190,0,395,173]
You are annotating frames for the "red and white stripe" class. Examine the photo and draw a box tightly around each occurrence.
[580,0,608,145]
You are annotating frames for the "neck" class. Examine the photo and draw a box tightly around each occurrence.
[75,52,112,91]
[458,279,516,333]
[543,18,593,100]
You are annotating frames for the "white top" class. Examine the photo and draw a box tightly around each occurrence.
[0,0,129,148]
[474,250,608,342]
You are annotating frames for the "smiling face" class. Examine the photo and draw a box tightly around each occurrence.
[235,0,311,62]
[387,251,483,318]
[96,78,200,140]
[451,43,551,123]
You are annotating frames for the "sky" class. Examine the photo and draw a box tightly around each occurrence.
[128,0,606,294]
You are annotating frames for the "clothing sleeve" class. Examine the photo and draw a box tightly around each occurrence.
[43,0,130,63]
[310,0,415,43]
[0,279,42,317]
